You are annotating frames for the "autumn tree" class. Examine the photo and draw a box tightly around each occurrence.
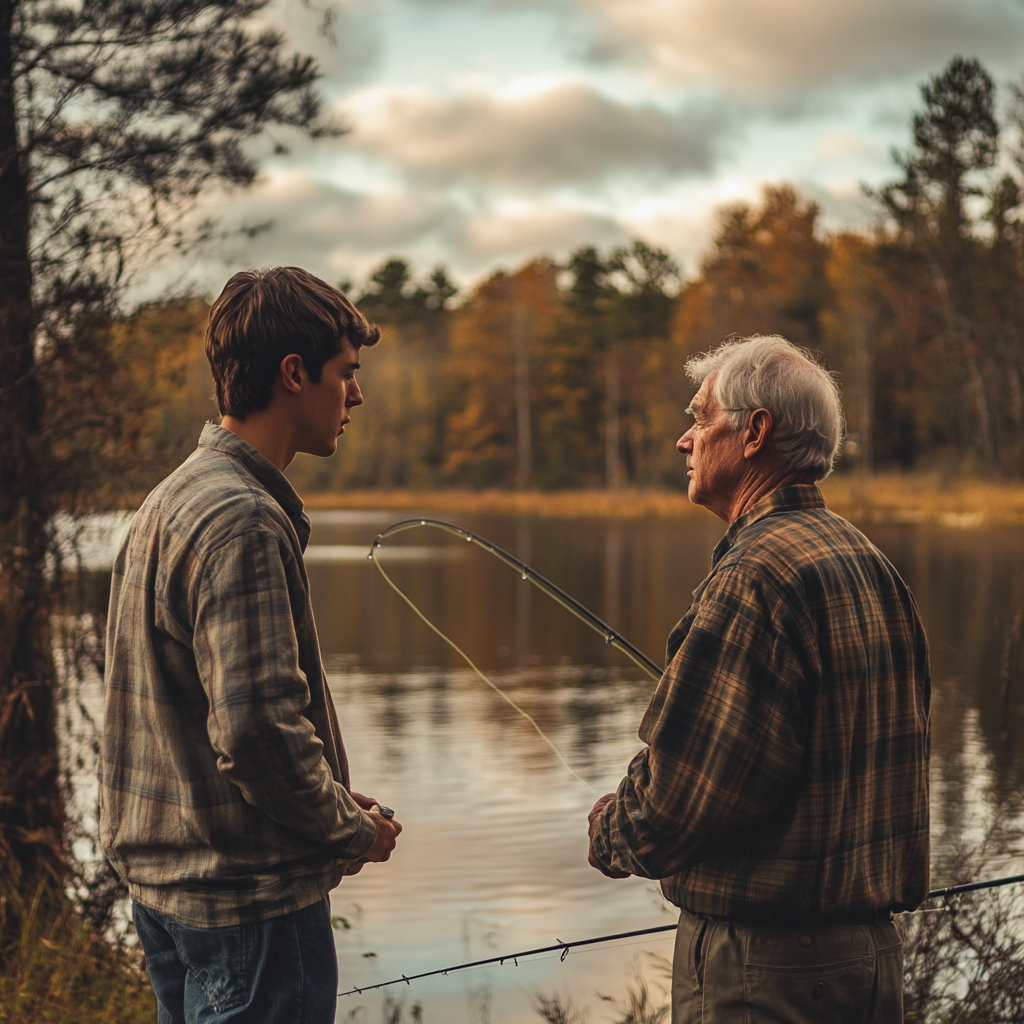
[0,0,339,883]
[673,185,829,360]
[555,246,616,487]
[605,241,681,486]
[549,241,679,490]
[288,259,459,491]
[445,260,559,487]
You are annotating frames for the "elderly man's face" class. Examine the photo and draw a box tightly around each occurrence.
[676,376,748,517]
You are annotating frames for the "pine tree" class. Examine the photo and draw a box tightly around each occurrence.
[0,0,338,881]
[875,56,1003,469]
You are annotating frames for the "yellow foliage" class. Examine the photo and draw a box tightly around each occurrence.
[0,879,155,1023]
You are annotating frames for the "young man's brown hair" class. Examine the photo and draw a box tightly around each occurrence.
[206,266,381,418]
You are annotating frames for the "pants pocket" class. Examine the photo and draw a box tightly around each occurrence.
[690,916,710,983]
[743,957,875,1024]
[165,917,254,1012]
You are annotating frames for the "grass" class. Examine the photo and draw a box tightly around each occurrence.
[299,472,1024,525]
[534,955,670,1024]
[0,875,155,1024]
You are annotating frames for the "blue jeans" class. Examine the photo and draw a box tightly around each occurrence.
[133,898,338,1024]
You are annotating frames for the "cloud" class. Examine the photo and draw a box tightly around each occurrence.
[814,132,878,163]
[151,174,463,296]
[263,0,383,89]
[443,203,627,261]
[578,0,1024,94]
[146,172,642,297]
[222,172,460,254]
[798,179,879,232]
[339,81,737,188]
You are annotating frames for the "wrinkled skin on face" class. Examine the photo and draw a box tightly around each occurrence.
[676,374,812,524]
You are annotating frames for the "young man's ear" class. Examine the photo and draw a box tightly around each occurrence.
[280,354,305,396]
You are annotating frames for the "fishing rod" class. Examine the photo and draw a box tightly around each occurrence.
[360,520,1024,997]
[339,873,1024,997]
[368,519,663,682]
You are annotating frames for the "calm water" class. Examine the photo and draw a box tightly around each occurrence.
[67,507,1024,1023]
[300,508,1024,1024]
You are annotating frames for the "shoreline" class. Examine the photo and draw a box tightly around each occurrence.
[298,473,1024,527]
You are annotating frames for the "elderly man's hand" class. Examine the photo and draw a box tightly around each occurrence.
[587,793,631,879]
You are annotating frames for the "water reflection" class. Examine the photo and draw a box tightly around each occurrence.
[307,509,1024,1023]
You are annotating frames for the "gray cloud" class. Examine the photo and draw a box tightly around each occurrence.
[578,0,1024,94]
[340,82,737,188]
[144,173,646,298]
[265,0,382,89]
[442,204,627,262]
[241,177,455,248]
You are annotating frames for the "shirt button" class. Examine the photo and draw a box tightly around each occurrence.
[799,934,813,947]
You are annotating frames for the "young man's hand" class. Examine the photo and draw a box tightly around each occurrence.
[343,794,402,875]
[350,791,380,810]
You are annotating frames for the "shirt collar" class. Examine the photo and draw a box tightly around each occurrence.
[711,483,826,567]
[197,423,310,549]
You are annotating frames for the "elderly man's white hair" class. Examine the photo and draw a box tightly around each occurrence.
[686,335,844,481]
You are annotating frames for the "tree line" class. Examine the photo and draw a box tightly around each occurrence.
[123,56,1024,495]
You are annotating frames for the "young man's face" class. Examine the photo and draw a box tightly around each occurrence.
[297,338,364,458]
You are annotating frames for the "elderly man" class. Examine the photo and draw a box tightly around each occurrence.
[587,335,929,1023]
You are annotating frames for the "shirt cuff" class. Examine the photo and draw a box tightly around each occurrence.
[335,808,380,861]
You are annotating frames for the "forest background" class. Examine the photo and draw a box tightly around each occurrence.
[116,56,1024,502]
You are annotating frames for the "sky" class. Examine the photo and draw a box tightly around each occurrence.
[175,0,1024,297]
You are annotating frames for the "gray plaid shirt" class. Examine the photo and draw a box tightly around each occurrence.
[99,424,377,927]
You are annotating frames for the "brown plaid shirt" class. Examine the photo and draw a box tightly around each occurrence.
[590,485,930,923]
[99,425,377,927]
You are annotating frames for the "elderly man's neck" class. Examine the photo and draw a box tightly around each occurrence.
[715,464,816,524]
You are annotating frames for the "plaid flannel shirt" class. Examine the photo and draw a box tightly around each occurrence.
[590,485,930,923]
[99,424,377,927]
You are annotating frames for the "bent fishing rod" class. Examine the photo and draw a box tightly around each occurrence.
[359,520,1020,997]
[368,519,663,682]
[339,872,1024,997]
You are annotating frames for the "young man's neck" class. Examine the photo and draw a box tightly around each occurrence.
[220,413,297,471]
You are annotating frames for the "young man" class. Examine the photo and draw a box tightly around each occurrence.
[100,267,402,1024]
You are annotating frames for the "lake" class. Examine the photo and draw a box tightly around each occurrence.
[297,507,1024,1024]
[67,505,1024,1024]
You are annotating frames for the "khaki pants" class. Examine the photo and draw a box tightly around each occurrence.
[672,908,903,1023]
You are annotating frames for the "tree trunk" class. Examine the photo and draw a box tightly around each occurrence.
[854,312,874,477]
[604,348,622,490]
[512,286,531,490]
[932,264,995,470]
[0,0,65,882]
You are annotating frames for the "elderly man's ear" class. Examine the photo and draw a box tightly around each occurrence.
[743,408,774,460]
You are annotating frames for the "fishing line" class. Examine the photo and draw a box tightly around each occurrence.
[368,538,598,795]
[368,520,662,682]
[354,520,1024,1000]
[339,873,1024,997]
